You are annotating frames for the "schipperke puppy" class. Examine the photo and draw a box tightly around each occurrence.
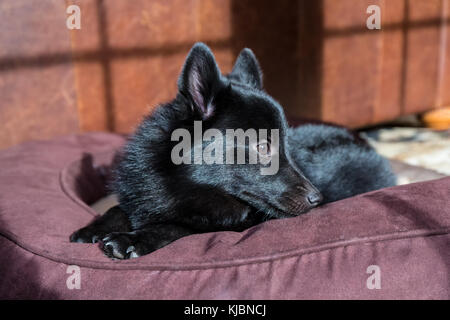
[71,43,395,259]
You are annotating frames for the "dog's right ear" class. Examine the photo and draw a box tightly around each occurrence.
[229,48,263,90]
[178,43,222,120]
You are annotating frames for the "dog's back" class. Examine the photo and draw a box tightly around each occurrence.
[288,124,396,203]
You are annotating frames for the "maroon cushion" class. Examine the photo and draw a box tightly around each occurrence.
[0,133,449,299]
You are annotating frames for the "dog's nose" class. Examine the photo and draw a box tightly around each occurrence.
[307,192,323,206]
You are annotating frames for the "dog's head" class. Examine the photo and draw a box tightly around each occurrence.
[175,43,322,217]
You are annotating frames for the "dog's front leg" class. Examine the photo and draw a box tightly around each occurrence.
[101,223,195,259]
[70,205,131,244]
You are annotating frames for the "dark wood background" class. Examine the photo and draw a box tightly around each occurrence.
[1,0,449,149]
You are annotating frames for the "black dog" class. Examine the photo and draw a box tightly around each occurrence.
[70,43,395,259]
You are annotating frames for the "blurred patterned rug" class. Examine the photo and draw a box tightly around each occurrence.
[362,127,449,185]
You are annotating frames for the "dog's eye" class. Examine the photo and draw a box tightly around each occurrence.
[256,142,271,156]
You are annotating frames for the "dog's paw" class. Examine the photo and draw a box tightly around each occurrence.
[101,232,142,260]
[70,227,105,244]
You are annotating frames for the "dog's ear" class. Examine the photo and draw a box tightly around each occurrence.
[178,43,222,119]
[229,48,263,90]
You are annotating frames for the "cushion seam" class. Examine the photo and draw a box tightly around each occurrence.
[1,227,448,272]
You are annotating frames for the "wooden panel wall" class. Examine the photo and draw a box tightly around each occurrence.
[70,0,235,133]
[1,0,449,149]
[0,0,79,150]
[290,0,450,127]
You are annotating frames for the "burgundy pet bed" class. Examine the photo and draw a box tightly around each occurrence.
[0,133,448,299]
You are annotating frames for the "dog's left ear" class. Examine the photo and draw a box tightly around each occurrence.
[178,43,222,119]
[229,48,263,90]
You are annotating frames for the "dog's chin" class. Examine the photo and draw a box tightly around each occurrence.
[258,202,312,219]
[240,191,313,219]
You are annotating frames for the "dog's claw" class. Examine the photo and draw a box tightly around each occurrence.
[126,246,140,259]
[70,227,106,244]
[103,241,125,259]
[100,233,138,260]
[129,251,139,259]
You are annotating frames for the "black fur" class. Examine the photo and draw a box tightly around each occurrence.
[289,125,396,203]
[71,43,396,259]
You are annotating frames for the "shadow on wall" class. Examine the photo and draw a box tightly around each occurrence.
[0,0,322,134]
[229,0,323,122]
[3,0,447,148]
